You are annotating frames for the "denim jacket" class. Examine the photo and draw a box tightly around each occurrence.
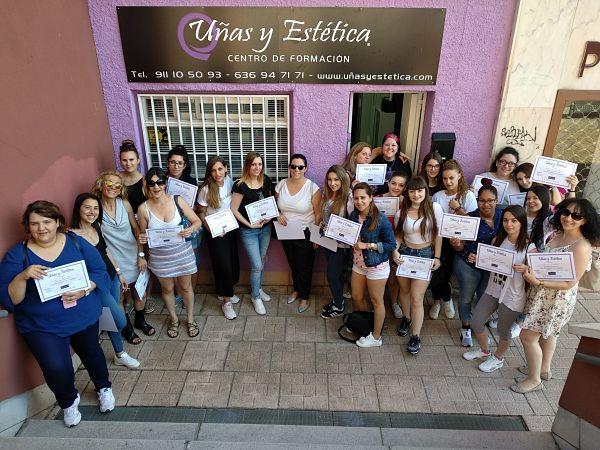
[348,209,396,267]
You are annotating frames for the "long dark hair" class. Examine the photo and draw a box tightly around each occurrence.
[494,205,528,252]
[419,151,443,188]
[551,198,600,246]
[395,176,437,241]
[490,147,519,172]
[167,145,193,179]
[71,193,103,232]
[353,182,379,232]
[527,185,551,251]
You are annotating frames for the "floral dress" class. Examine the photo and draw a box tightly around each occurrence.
[523,241,589,338]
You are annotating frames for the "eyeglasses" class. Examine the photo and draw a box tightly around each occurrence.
[168,160,185,167]
[497,160,517,168]
[560,209,584,221]
[477,198,497,204]
[289,164,306,171]
[147,178,167,187]
[426,164,440,169]
[103,181,122,190]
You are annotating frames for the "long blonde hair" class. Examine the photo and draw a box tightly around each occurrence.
[201,156,228,209]
[321,165,350,218]
[343,142,371,175]
[236,151,264,186]
[91,171,128,200]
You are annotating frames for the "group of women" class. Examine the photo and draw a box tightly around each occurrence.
[1,134,597,427]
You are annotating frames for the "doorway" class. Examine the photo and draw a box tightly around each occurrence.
[350,92,427,169]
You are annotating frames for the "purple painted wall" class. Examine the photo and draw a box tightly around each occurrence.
[87,0,516,273]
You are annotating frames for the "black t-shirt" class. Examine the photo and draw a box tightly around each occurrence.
[372,155,412,195]
[231,175,273,229]
[428,184,444,197]
[95,230,116,280]
[126,177,146,215]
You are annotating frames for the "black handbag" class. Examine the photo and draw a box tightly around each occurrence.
[338,311,376,343]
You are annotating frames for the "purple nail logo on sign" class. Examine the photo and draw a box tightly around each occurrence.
[177,13,218,60]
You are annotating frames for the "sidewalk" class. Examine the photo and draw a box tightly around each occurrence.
[73,288,600,432]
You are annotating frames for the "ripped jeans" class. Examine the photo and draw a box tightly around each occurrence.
[239,224,272,299]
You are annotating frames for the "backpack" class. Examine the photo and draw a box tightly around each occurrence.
[337,311,377,343]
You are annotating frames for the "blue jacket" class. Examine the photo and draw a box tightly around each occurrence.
[349,209,396,267]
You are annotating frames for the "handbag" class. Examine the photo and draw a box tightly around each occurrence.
[173,195,200,242]
[579,248,600,291]
[337,311,376,343]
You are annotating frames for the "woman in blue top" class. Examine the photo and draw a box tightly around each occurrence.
[348,182,396,348]
[0,201,113,428]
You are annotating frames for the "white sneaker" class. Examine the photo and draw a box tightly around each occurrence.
[222,301,237,320]
[488,318,498,329]
[259,289,271,302]
[460,328,473,347]
[218,295,240,304]
[479,354,504,373]
[252,297,266,315]
[98,387,115,413]
[63,394,81,427]
[429,301,441,320]
[356,332,382,348]
[391,303,404,319]
[443,300,455,319]
[114,352,140,369]
[510,322,521,339]
[463,348,491,361]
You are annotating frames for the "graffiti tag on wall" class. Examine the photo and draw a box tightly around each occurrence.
[500,125,538,148]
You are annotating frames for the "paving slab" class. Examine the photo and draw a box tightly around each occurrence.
[189,443,387,450]
[0,437,187,450]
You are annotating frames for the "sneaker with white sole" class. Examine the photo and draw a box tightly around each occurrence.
[460,328,473,347]
[98,387,115,413]
[252,297,266,315]
[321,305,343,319]
[114,352,140,369]
[222,301,237,320]
[63,394,81,427]
[407,335,421,354]
[510,322,521,339]
[356,332,382,348]
[391,303,404,319]
[218,295,240,304]
[321,301,335,313]
[443,300,455,318]
[259,289,271,302]
[479,354,504,373]
[429,301,441,320]
[463,348,491,361]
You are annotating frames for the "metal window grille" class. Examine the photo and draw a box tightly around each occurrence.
[137,94,290,182]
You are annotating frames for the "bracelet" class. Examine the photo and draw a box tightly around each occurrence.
[434,256,441,260]
[539,280,545,288]
[569,190,575,193]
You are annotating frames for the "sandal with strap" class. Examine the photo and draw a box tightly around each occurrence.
[167,320,180,338]
[121,321,142,345]
[134,310,156,336]
[187,321,200,338]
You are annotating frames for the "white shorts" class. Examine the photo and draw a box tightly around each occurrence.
[352,261,390,280]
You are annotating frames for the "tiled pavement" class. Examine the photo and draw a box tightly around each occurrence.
[75,288,600,432]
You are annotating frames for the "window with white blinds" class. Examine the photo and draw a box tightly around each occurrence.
[137,94,290,182]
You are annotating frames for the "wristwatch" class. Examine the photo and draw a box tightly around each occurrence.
[138,252,145,258]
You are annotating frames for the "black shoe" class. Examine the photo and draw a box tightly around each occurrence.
[321,301,335,313]
[396,318,411,337]
[321,306,344,319]
[134,309,156,336]
[407,335,421,355]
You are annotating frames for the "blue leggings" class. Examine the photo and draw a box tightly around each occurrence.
[22,321,111,408]
[100,276,127,354]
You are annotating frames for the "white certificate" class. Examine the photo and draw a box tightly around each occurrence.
[395,256,434,281]
[205,209,239,238]
[528,252,576,281]
[531,156,577,189]
[473,175,509,203]
[134,269,150,299]
[374,197,400,217]
[439,213,481,241]
[245,196,280,225]
[308,223,338,252]
[324,214,361,246]
[165,177,198,208]
[508,192,527,206]
[355,164,387,185]
[35,260,92,302]
[274,220,306,240]
[475,243,516,277]
[146,226,184,248]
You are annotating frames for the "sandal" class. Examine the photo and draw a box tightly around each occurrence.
[167,320,180,338]
[134,310,156,336]
[121,321,142,345]
[187,320,200,338]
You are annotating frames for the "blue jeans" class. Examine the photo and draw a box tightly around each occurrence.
[100,276,127,354]
[324,247,350,309]
[453,255,489,323]
[239,224,271,298]
[399,243,433,258]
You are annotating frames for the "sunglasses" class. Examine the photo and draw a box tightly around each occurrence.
[560,209,585,221]
[289,164,305,171]
[103,181,122,190]
[147,178,167,187]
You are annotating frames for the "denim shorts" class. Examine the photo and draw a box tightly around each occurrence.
[399,243,433,259]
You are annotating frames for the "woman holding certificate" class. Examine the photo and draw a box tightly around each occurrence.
[371,133,412,195]
[0,201,114,427]
[138,168,202,338]
[231,151,274,315]
[514,163,578,207]
[197,156,240,320]
[392,176,443,355]
[472,147,521,207]
[342,141,372,186]
[513,199,600,394]
[275,154,321,313]
[526,185,553,251]
[462,206,529,373]
[349,183,396,347]
[92,171,155,344]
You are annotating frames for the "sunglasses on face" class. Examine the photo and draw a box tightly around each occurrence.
[104,181,122,190]
[289,164,305,171]
[147,178,167,187]
[560,209,584,221]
